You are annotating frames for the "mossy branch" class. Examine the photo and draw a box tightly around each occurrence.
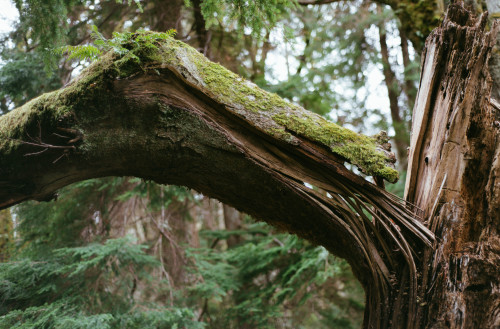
[32,28,399,183]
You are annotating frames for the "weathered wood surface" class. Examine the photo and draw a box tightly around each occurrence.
[405,4,500,328]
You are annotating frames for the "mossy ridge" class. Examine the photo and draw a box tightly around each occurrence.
[150,38,297,115]
[272,111,398,183]
[0,33,398,182]
[147,37,398,182]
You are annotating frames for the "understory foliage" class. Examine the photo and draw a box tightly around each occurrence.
[0,179,364,328]
[0,237,202,329]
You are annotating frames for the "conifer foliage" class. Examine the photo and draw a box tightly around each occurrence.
[0,178,363,328]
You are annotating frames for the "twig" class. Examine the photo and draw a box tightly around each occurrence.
[24,148,49,156]
[8,122,83,163]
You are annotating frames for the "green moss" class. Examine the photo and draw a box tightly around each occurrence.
[0,54,114,155]
[272,111,399,183]
[148,38,295,114]
[0,93,56,152]
[128,37,399,182]
[266,127,295,143]
[395,0,441,50]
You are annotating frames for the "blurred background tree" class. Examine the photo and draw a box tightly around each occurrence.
[0,0,427,327]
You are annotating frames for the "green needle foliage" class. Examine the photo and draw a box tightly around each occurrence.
[186,221,363,328]
[0,179,205,328]
[13,0,143,67]
[54,26,177,63]
[0,177,363,328]
[185,0,297,35]
[0,237,204,329]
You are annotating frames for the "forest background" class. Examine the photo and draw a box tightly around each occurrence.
[0,0,424,328]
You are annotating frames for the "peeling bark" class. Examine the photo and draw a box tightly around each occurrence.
[405,4,499,328]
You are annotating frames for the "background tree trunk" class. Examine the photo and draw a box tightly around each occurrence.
[223,205,243,248]
[0,209,13,262]
[404,4,500,328]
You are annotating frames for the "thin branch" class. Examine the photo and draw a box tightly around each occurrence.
[11,139,76,150]
[297,0,345,5]
[52,152,68,164]
[197,299,209,322]
[24,148,48,156]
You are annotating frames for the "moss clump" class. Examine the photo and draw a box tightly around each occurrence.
[272,111,399,183]
[266,127,296,143]
[199,62,292,113]
[0,93,58,153]
[395,0,441,51]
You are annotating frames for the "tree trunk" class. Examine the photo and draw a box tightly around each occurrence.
[378,8,410,170]
[223,205,243,248]
[0,209,13,262]
[404,4,500,328]
[147,0,184,33]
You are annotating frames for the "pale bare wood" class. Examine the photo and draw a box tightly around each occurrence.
[405,4,500,328]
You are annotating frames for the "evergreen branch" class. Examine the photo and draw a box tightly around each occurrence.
[54,26,177,63]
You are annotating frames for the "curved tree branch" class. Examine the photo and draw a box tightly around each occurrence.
[0,36,432,327]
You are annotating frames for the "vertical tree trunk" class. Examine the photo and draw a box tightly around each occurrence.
[0,209,13,262]
[403,4,499,328]
[192,0,212,57]
[147,0,184,33]
[378,10,409,169]
[223,205,243,248]
[399,27,418,117]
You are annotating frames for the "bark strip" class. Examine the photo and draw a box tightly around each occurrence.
[405,4,499,328]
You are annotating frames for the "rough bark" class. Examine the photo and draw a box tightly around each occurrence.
[0,30,433,328]
[405,4,499,328]
[485,0,500,101]
[291,2,499,327]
